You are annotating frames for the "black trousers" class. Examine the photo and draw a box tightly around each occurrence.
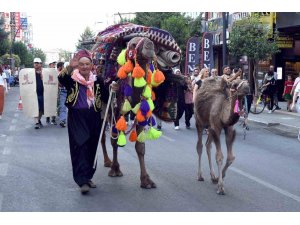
[174,101,185,126]
[67,108,102,187]
[184,103,194,126]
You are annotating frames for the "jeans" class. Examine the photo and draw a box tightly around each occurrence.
[59,88,67,122]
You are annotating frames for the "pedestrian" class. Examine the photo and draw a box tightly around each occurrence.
[210,68,218,77]
[268,65,281,110]
[46,61,58,125]
[174,69,187,130]
[291,72,300,104]
[282,75,294,112]
[0,66,8,120]
[290,81,300,141]
[3,66,11,91]
[262,68,277,113]
[58,49,116,194]
[57,62,68,127]
[183,75,194,129]
[191,67,200,86]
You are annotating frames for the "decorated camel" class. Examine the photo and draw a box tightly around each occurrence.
[194,77,250,194]
[91,23,182,188]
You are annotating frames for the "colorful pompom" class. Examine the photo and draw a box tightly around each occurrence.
[140,99,150,114]
[146,70,152,84]
[131,103,141,114]
[115,116,127,131]
[147,116,156,127]
[147,98,155,111]
[121,99,132,115]
[124,84,133,97]
[123,60,134,73]
[132,64,145,78]
[142,85,152,99]
[134,77,147,88]
[129,129,137,142]
[137,130,147,143]
[146,127,162,140]
[117,131,126,147]
[117,67,127,79]
[117,49,126,66]
[136,110,146,122]
[153,69,165,84]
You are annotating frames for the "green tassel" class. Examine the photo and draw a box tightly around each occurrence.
[131,103,141,114]
[117,49,126,66]
[117,131,126,147]
[146,127,162,140]
[121,99,132,115]
[142,85,152,99]
[137,130,147,143]
[134,77,146,88]
[147,98,155,111]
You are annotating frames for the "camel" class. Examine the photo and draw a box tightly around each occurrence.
[92,23,182,188]
[194,77,250,194]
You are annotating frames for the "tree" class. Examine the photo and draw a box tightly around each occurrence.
[133,12,182,28]
[0,53,21,67]
[0,17,10,56]
[12,41,28,65]
[58,49,72,62]
[76,26,95,50]
[228,14,279,96]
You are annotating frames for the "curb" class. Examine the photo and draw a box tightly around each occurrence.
[247,118,299,138]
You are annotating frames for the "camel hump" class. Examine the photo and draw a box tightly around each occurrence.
[199,76,226,95]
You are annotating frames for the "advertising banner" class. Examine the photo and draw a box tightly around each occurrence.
[201,32,214,70]
[185,36,201,75]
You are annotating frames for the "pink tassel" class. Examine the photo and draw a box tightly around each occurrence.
[234,99,239,113]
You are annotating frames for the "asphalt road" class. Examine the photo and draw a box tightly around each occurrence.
[1,87,300,212]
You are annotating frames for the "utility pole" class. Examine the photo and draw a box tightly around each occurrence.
[222,12,228,66]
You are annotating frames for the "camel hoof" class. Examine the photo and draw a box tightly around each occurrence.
[197,176,204,181]
[104,160,112,168]
[108,169,123,177]
[217,186,225,195]
[211,177,218,184]
[140,183,152,189]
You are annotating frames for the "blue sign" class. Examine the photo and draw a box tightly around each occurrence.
[20,18,28,30]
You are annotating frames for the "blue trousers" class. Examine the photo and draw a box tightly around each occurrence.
[58,88,67,122]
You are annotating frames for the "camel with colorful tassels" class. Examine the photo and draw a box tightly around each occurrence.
[91,23,183,188]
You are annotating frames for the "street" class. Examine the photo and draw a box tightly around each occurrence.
[0,87,300,212]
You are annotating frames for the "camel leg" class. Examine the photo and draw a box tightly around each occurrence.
[101,124,112,167]
[135,126,156,189]
[205,130,217,183]
[210,128,225,195]
[108,135,123,177]
[196,122,204,181]
[222,126,236,179]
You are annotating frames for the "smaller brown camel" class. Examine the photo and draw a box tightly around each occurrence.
[194,77,250,194]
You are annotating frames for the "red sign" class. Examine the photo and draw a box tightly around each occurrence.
[15,12,21,38]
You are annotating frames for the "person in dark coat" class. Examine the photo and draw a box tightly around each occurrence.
[58,49,115,194]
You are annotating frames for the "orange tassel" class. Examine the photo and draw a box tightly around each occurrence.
[123,60,134,73]
[151,90,156,101]
[136,110,146,122]
[117,67,127,79]
[132,64,145,78]
[115,116,127,131]
[153,69,165,84]
[146,110,152,118]
[129,129,137,142]
[146,70,152,84]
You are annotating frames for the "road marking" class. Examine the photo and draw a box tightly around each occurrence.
[11,119,17,124]
[14,113,19,117]
[0,163,8,176]
[3,147,11,155]
[0,193,3,211]
[161,135,175,142]
[9,125,16,131]
[231,167,300,203]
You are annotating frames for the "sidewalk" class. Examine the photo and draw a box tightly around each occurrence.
[247,101,300,138]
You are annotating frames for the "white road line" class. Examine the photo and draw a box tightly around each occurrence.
[14,113,19,117]
[0,163,8,176]
[11,119,17,124]
[0,193,3,211]
[2,147,11,155]
[161,135,175,142]
[230,167,300,203]
[9,125,16,131]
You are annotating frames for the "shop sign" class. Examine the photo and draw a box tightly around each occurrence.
[185,36,201,75]
[201,32,214,70]
[276,35,294,48]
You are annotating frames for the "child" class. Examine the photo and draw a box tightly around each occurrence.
[282,75,294,112]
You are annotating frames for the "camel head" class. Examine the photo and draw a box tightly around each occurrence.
[229,79,250,98]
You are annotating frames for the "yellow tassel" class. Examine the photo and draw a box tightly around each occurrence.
[134,77,147,88]
[142,85,152,99]
[147,98,155,111]
[121,99,132,115]
[131,103,141,114]
[117,49,126,66]
[137,130,147,143]
[117,131,126,147]
[146,127,162,140]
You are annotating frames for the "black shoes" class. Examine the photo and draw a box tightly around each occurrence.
[34,120,43,129]
[51,118,57,125]
[59,121,66,128]
[80,184,90,194]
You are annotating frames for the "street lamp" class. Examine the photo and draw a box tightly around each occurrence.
[222,12,229,66]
